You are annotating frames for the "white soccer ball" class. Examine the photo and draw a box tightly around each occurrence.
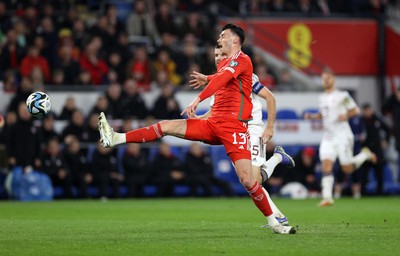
[26,91,52,118]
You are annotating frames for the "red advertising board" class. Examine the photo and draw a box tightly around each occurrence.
[220,19,378,75]
[386,26,400,76]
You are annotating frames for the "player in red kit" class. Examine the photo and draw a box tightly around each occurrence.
[98,23,295,234]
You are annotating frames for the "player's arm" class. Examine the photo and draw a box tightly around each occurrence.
[182,69,234,118]
[338,93,360,121]
[257,86,276,142]
[196,108,212,119]
[337,107,359,121]
[189,71,217,89]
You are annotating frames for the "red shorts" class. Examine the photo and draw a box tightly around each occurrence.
[185,117,250,163]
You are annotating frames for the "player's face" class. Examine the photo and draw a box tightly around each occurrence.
[214,48,227,67]
[321,72,335,90]
[217,29,234,54]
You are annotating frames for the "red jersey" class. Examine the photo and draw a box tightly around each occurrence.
[199,51,253,122]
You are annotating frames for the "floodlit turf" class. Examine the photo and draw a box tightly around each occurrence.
[1,197,400,256]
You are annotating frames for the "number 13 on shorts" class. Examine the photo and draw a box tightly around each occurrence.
[232,132,251,151]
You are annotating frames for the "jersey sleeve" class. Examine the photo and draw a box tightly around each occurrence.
[342,91,358,110]
[224,55,248,79]
[251,74,264,95]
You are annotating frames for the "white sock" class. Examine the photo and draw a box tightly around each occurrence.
[321,174,334,200]
[113,132,126,146]
[352,151,369,169]
[267,215,280,226]
[261,154,282,178]
[262,187,284,218]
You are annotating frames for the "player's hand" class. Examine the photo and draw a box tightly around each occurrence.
[189,71,208,89]
[262,127,274,143]
[337,114,348,121]
[181,97,201,118]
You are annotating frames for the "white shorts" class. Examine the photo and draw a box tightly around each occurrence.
[248,124,266,167]
[319,133,354,165]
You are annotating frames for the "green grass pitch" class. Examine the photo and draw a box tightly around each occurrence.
[1,197,400,256]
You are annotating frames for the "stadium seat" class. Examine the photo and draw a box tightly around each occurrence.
[262,110,268,120]
[276,109,299,120]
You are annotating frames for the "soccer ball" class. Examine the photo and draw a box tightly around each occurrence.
[26,91,52,118]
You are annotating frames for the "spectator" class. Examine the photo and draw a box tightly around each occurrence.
[30,66,44,91]
[150,70,170,91]
[269,0,292,12]
[63,135,92,198]
[126,0,161,46]
[84,112,101,143]
[287,147,320,193]
[294,0,319,14]
[88,15,113,55]
[91,142,122,199]
[152,83,181,119]
[178,12,212,45]
[13,19,29,49]
[50,68,65,86]
[2,70,18,92]
[151,142,188,197]
[0,2,12,33]
[40,112,60,145]
[119,79,148,119]
[6,102,41,170]
[57,28,80,61]
[77,70,92,86]
[155,2,178,35]
[58,96,77,120]
[56,46,81,85]
[277,67,296,91]
[105,5,125,36]
[20,45,50,82]
[382,87,400,154]
[79,37,108,85]
[176,33,203,77]
[105,82,124,119]
[36,17,58,66]
[22,5,39,36]
[359,103,391,195]
[107,51,126,84]
[112,32,131,69]
[71,19,86,49]
[130,47,152,92]
[255,63,276,90]
[1,29,26,72]
[41,137,72,198]
[59,7,79,30]
[61,109,86,142]
[0,110,17,146]
[184,142,233,197]
[122,143,149,197]
[153,49,182,86]
[7,77,33,113]
[89,95,112,117]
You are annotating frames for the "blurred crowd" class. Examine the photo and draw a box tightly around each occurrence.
[0,0,399,199]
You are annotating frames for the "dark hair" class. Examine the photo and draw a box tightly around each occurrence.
[322,67,335,75]
[362,103,371,110]
[222,23,245,45]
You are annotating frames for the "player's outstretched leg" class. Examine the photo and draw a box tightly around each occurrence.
[98,112,119,147]
[274,146,295,168]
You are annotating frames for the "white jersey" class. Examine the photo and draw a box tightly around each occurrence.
[209,73,265,126]
[319,89,358,139]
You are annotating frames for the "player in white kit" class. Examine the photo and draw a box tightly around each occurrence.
[190,46,295,226]
[304,68,376,206]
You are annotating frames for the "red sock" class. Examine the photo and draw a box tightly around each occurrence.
[126,123,163,143]
[247,182,273,217]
